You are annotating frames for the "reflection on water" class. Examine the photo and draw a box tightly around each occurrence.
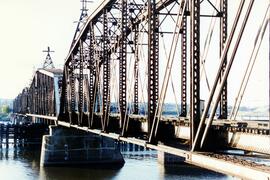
[0,146,232,180]
[39,166,120,180]
[0,148,40,180]
[118,151,230,180]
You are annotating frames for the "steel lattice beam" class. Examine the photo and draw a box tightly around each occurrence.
[148,0,159,142]
[102,9,110,131]
[181,14,187,117]
[219,0,228,119]
[120,0,128,133]
[190,0,200,148]
[68,55,76,124]
[88,25,95,127]
[59,66,68,120]
[79,40,84,125]
[133,25,139,115]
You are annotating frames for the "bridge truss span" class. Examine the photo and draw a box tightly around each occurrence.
[57,0,270,147]
[13,0,270,178]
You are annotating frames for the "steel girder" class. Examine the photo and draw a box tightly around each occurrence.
[180,14,187,117]
[133,24,139,115]
[59,66,68,119]
[190,0,200,147]
[148,0,159,143]
[79,40,85,125]
[120,0,128,135]
[102,9,110,131]
[88,25,96,127]
[219,0,228,119]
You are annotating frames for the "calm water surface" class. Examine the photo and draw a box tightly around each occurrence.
[0,145,233,180]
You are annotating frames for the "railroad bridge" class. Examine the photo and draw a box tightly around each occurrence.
[12,0,270,178]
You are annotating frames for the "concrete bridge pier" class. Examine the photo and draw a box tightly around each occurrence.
[40,126,125,167]
[158,151,185,166]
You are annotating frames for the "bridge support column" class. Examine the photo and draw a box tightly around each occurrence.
[40,126,124,167]
[158,151,185,166]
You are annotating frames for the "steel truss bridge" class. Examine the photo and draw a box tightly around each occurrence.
[13,0,270,178]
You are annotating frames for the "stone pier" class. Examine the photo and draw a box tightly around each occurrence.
[40,126,125,166]
[158,151,185,166]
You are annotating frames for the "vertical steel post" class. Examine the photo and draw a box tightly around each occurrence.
[219,0,228,119]
[79,40,84,125]
[50,77,55,115]
[88,26,95,127]
[48,77,51,115]
[28,89,30,113]
[71,55,76,113]
[38,74,41,115]
[41,75,44,115]
[44,75,46,116]
[134,25,139,114]
[46,76,49,115]
[59,65,68,121]
[38,73,41,115]
[181,14,187,117]
[44,75,47,117]
[36,74,39,115]
[42,75,45,115]
[33,82,35,114]
[102,9,110,131]
[41,74,44,115]
[34,77,38,114]
[44,75,47,115]
[148,0,159,142]
[120,0,127,131]
[39,77,44,115]
[33,81,36,114]
[190,0,200,148]
[69,54,76,124]
[67,67,73,123]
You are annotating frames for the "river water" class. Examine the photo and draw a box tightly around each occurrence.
[0,144,233,180]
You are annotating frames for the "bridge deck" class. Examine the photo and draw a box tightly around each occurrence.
[23,113,270,154]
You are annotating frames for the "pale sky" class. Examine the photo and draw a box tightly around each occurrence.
[0,0,85,99]
[0,0,269,109]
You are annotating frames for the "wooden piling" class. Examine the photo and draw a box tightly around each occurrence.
[6,125,9,148]
[0,124,3,148]
[13,125,17,148]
